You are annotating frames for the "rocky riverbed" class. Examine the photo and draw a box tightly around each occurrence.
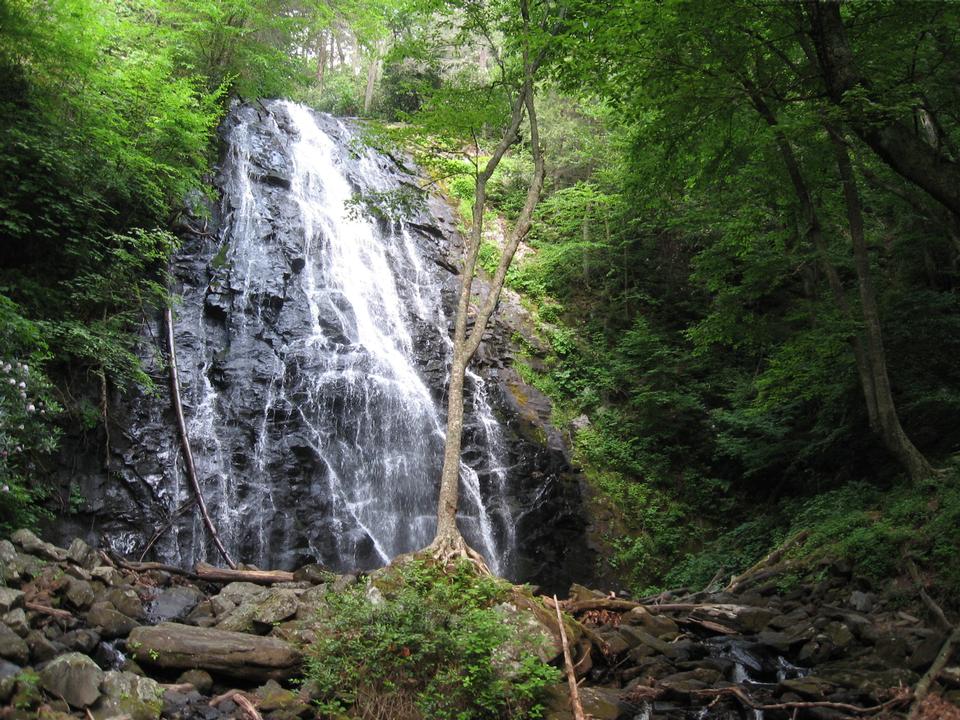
[0,530,956,719]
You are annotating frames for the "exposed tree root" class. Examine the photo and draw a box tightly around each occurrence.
[424,531,491,576]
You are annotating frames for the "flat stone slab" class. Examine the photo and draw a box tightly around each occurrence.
[128,622,301,681]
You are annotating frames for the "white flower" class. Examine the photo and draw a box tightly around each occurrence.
[18,381,25,389]
[7,378,14,385]
[2,363,10,373]
[26,404,35,413]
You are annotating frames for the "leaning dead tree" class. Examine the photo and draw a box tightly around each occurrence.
[427,0,548,568]
[165,306,236,569]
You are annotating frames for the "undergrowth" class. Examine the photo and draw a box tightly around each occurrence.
[302,558,559,720]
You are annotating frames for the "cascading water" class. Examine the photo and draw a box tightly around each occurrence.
[163,100,513,573]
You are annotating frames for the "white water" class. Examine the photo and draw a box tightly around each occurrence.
[175,100,514,572]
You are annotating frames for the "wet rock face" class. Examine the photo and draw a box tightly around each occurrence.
[49,100,593,593]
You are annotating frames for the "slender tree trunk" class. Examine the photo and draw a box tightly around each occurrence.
[363,42,382,115]
[430,15,546,564]
[827,128,935,481]
[743,79,880,431]
[315,31,327,90]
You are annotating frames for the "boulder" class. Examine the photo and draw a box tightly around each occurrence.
[2,608,28,637]
[0,587,24,614]
[128,622,302,681]
[11,528,67,561]
[624,606,679,639]
[0,623,29,664]
[146,585,204,623]
[39,652,104,708]
[87,601,139,639]
[93,670,163,720]
[105,587,144,619]
[252,589,300,627]
[67,538,100,570]
[177,668,213,693]
[64,577,96,609]
[26,629,63,662]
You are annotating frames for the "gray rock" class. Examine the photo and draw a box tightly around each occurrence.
[0,587,24,614]
[252,589,300,627]
[40,652,104,708]
[91,566,123,586]
[146,585,204,623]
[105,587,144,619]
[2,608,28,637]
[129,622,302,681]
[0,658,20,679]
[293,564,329,584]
[11,528,67,561]
[0,623,29,664]
[87,601,139,639]
[67,538,99,570]
[65,577,96,609]
[848,591,874,613]
[93,670,163,720]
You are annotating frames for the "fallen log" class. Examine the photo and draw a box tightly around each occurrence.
[195,562,295,585]
[725,530,810,593]
[111,556,200,580]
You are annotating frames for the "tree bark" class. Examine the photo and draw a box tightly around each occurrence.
[827,128,935,481]
[805,1,960,218]
[363,42,382,115]
[430,2,546,565]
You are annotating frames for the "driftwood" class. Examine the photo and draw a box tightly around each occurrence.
[725,530,810,593]
[553,595,586,720]
[195,562,295,585]
[165,306,236,569]
[692,685,912,715]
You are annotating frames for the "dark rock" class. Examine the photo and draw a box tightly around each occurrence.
[11,528,66,561]
[39,652,104,708]
[848,591,874,613]
[292,564,329,584]
[0,658,20,679]
[778,676,835,700]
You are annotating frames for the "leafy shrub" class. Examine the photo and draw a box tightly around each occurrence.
[302,559,559,720]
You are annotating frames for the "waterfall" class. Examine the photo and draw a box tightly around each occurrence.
[165,100,513,573]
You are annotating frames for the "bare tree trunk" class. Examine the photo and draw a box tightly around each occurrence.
[430,11,546,566]
[827,128,935,481]
[363,42,382,115]
[743,79,879,430]
[315,31,327,90]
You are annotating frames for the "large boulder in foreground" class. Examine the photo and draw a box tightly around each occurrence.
[128,622,301,681]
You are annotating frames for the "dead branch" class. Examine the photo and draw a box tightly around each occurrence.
[692,684,912,715]
[110,555,200,580]
[210,690,262,720]
[25,601,74,620]
[165,306,236,569]
[726,530,810,593]
[908,624,960,720]
[553,594,586,720]
[195,562,294,585]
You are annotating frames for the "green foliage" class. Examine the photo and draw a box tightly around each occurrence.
[302,559,559,720]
